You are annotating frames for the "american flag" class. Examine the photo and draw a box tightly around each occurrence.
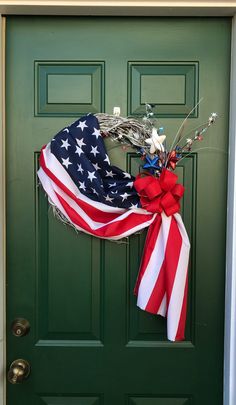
[38,114,190,341]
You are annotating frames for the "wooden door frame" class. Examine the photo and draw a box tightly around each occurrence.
[0,3,236,405]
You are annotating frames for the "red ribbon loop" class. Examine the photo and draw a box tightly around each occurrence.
[134,168,185,216]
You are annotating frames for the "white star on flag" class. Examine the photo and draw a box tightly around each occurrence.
[105,170,115,178]
[105,194,114,203]
[79,181,86,191]
[76,138,86,148]
[108,182,117,188]
[127,182,134,188]
[123,172,131,179]
[91,188,99,196]
[90,146,100,157]
[120,192,130,201]
[77,164,84,174]
[76,120,88,131]
[92,128,101,139]
[92,162,101,171]
[130,203,139,209]
[87,171,97,182]
[75,146,84,157]
[104,154,110,164]
[62,157,72,169]
[61,139,71,150]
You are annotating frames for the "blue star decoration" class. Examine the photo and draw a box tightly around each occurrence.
[143,155,161,174]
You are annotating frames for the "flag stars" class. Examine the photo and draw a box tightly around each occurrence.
[105,194,114,203]
[104,154,110,164]
[63,128,69,133]
[126,182,134,188]
[108,182,117,188]
[62,157,72,169]
[90,145,100,157]
[61,138,71,150]
[79,181,86,191]
[87,171,97,182]
[75,145,84,157]
[76,120,88,131]
[92,188,99,196]
[92,128,101,139]
[105,170,116,178]
[120,192,130,202]
[76,138,86,148]
[130,203,139,209]
[92,162,101,171]
[123,172,131,179]
[77,164,84,174]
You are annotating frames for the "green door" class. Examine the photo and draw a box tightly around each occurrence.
[6,17,230,405]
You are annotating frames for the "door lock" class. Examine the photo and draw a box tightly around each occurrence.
[11,318,30,337]
[7,359,30,384]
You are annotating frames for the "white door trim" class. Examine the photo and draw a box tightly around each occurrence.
[1,7,235,405]
[0,1,236,16]
[224,14,236,405]
[0,15,5,405]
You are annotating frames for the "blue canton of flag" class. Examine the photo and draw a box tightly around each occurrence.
[50,114,140,209]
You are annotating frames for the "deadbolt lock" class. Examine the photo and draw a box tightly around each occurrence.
[11,318,30,337]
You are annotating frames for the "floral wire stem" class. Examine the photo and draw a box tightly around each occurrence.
[176,146,226,166]
[175,116,218,151]
[96,104,218,176]
[168,98,203,155]
[176,120,210,148]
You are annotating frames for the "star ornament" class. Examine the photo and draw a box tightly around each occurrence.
[145,127,166,154]
[143,155,160,171]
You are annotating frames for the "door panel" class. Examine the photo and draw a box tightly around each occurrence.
[6,17,231,405]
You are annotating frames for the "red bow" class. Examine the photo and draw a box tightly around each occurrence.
[134,168,184,216]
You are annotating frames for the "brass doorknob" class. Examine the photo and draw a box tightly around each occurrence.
[7,359,30,384]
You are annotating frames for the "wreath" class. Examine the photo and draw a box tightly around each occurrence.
[38,103,217,341]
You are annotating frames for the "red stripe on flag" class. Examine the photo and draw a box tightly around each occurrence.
[145,264,166,314]
[55,191,153,238]
[164,217,183,308]
[134,215,162,295]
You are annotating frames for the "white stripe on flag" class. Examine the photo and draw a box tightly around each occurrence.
[167,214,190,340]
[137,214,172,309]
[158,293,167,317]
[38,166,156,240]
